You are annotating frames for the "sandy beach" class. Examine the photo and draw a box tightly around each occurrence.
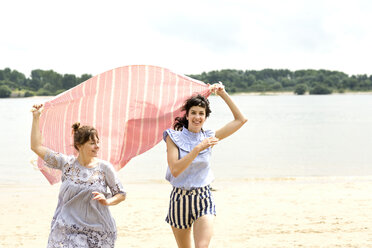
[1,176,372,248]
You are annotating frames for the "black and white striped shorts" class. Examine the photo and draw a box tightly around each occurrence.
[165,185,216,229]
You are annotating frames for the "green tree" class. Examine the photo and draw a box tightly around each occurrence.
[281,78,295,88]
[250,81,266,92]
[310,84,332,94]
[9,70,27,87]
[294,84,307,95]
[244,74,256,87]
[42,70,63,92]
[62,74,77,89]
[42,83,54,92]
[270,82,283,91]
[24,91,35,97]
[1,79,17,89]
[29,69,44,90]
[36,88,53,96]
[29,69,63,92]
[78,74,92,83]
[55,89,66,95]
[0,85,12,98]
[345,76,358,90]
[1,68,12,80]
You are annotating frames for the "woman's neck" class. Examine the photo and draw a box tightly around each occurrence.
[77,153,96,167]
[187,126,201,133]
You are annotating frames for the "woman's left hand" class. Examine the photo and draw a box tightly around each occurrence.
[210,82,226,95]
[92,191,109,206]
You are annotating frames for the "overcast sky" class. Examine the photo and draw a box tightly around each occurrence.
[1,0,372,77]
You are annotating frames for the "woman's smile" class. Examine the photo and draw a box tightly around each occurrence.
[187,106,206,132]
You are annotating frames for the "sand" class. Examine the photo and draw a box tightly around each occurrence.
[1,176,372,248]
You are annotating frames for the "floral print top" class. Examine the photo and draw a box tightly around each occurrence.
[44,149,125,248]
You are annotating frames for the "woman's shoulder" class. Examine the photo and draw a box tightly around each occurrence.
[164,128,181,134]
[97,159,116,171]
[203,129,215,138]
[45,148,76,161]
[163,128,182,141]
[163,128,193,150]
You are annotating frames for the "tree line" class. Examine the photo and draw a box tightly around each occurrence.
[1,67,372,98]
[0,68,92,98]
[188,69,372,94]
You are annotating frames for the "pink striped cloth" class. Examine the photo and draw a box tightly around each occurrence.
[38,65,211,184]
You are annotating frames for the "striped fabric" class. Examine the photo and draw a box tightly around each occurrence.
[37,65,210,184]
[166,185,216,229]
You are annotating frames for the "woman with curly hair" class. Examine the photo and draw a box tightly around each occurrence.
[163,83,247,248]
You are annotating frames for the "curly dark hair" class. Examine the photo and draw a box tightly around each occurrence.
[173,94,212,131]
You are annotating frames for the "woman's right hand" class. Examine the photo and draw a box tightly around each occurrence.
[196,137,219,152]
[31,104,43,118]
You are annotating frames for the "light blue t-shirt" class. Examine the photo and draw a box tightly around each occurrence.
[163,128,215,189]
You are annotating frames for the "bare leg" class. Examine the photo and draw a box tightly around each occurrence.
[193,215,215,248]
[171,226,192,248]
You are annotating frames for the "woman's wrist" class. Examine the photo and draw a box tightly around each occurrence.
[105,198,113,206]
[218,90,229,99]
[194,144,203,153]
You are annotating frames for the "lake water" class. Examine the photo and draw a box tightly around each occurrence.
[1,94,372,184]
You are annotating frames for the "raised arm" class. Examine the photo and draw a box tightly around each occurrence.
[31,104,48,159]
[212,83,248,140]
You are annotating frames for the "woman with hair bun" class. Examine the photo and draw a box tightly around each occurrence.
[163,83,247,248]
[31,104,126,248]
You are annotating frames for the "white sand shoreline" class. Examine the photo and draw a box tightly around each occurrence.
[1,176,372,247]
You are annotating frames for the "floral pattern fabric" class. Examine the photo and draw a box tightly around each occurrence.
[44,149,126,248]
